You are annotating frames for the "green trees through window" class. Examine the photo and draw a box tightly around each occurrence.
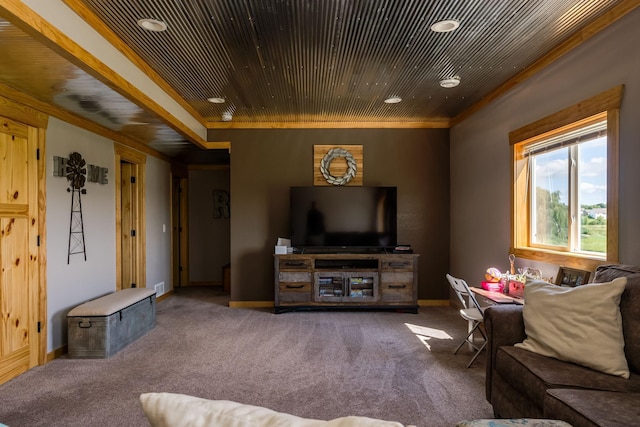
[530,134,607,255]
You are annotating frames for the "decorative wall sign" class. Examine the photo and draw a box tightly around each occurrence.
[213,190,230,218]
[65,152,87,263]
[313,145,363,186]
[87,164,109,184]
[66,152,87,190]
[53,155,108,184]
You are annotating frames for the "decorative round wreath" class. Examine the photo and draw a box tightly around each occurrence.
[320,147,357,186]
[66,152,87,190]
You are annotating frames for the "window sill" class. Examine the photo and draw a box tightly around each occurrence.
[512,247,612,272]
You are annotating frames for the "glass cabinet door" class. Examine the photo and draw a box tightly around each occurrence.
[314,272,345,302]
[314,271,379,302]
[345,272,378,301]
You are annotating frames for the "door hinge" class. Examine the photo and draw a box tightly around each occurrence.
[37,321,41,333]
[131,229,136,237]
[179,266,183,272]
[37,235,40,246]
[131,283,137,288]
[36,148,40,160]
[131,176,136,184]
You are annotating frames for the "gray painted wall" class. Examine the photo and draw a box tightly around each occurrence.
[145,156,173,295]
[45,118,116,351]
[205,128,451,301]
[450,8,640,286]
[45,118,172,352]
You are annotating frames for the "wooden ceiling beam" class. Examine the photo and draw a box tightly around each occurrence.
[0,0,209,149]
[0,82,171,162]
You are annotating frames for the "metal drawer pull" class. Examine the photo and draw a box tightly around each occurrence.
[286,284,305,289]
[389,262,408,267]
[285,262,305,267]
[388,284,407,289]
[78,320,92,328]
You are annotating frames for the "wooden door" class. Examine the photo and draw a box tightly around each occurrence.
[0,116,40,384]
[115,145,146,291]
[120,161,137,288]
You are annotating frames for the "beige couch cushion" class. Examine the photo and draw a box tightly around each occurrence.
[140,393,410,427]
[515,278,629,378]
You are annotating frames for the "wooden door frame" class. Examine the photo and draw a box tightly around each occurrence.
[0,97,48,366]
[114,144,146,290]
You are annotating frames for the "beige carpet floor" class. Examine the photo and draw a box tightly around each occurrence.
[0,287,493,426]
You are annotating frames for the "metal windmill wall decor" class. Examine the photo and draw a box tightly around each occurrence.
[66,152,87,263]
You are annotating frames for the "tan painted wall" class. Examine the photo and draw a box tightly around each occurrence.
[188,168,231,284]
[450,7,640,286]
[206,128,450,301]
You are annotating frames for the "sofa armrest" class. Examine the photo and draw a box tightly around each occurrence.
[484,304,526,403]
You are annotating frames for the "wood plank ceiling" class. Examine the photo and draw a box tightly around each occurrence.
[0,0,634,159]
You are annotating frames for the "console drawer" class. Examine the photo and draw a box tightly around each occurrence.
[278,282,312,303]
[278,257,312,270]
[381,257,414,271]
[380,272,414,302]
[279,272,311,283]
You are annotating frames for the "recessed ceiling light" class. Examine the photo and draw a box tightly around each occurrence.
[208,97,226,104]
[440,77,460,88]
[430,19,460,33]
[221,112,233,122]
[384,96,402,104]
[137,18,168,32]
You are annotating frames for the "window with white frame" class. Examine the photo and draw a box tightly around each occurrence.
[510,86,622,270]
[526,119,607,255]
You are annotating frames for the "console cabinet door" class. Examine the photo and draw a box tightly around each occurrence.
[314,272,345,302]
[344,272,378,301]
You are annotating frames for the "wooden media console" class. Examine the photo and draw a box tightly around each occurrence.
[274,253,419,313]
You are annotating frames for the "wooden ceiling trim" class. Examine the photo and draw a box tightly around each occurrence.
[0,0,208,150]
[0,94,49,129]
[451,0,639,127]
[61,0,207,127]
[0,82,170,162]
[201,141,231,151]
[205,120,450,129]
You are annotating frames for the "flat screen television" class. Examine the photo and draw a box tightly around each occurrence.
[290,186,397,250]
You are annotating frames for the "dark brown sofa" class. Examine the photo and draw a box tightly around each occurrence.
[484,264,640,426]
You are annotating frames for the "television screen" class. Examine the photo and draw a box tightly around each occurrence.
[290,186,397,249]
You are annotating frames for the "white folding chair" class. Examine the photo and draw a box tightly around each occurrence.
[446,273,487,368]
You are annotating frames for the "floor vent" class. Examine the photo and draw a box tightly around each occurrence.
[154,282,165,295]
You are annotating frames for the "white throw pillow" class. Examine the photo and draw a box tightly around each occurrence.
[140,393,407,427]
[515,278,629,378]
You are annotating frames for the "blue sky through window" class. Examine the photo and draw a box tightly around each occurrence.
[533,136,606,206]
